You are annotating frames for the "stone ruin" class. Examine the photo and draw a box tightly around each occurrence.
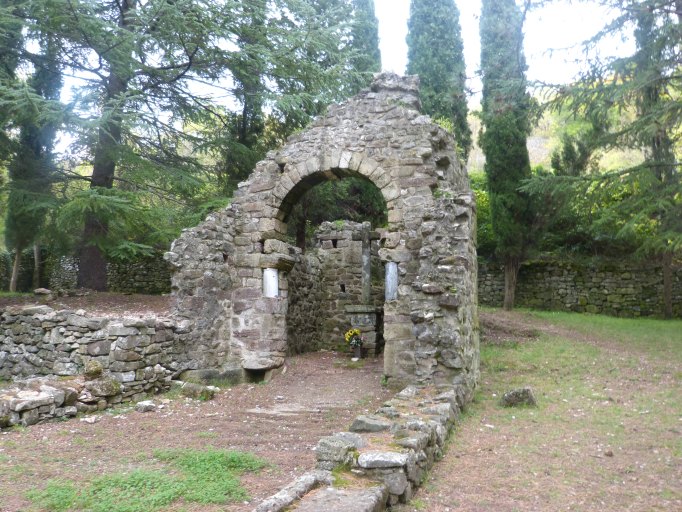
[1,74,480,507]
[165,73,480,398]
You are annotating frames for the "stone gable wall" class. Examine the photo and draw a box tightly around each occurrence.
[478,260,682,317]
[166,73,480,398]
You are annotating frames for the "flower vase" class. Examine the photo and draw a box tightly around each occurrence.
[353,346,363,359]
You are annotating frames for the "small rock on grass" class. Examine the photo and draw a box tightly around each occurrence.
[500,387,537,407]
[135,400,157,413]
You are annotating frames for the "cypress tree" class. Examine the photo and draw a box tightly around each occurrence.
[479,0,533,311]
[406,0,470,160]
[349,0,381,92]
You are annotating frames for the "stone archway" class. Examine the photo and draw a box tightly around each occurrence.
[165,73,479,401]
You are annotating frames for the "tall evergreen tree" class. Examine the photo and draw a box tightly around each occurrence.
[406,0,470,160]
[2,0,360,290]
[0,0,24,162]
[525,0,681,317]
[5,33,61,291]
[349,0,381,93]
[479,0,533,311]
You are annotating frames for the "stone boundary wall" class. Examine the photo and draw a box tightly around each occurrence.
[255,383,463,511]
[478,260,682,318]
[0,305,184,408]
[47,255,171,295]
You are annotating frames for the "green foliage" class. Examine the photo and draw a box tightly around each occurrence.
[27,449,266,512]
[349,0,381,93]
[287,176,387,248]
[469,171,495,258]
[479,0,533,264]
[407,0,471,160]
[1,0,364,286]
[537,0,681,256]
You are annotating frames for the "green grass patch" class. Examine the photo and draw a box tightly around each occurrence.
[0,291,30,298]
[27,448,265,512]
[530,311,682,362]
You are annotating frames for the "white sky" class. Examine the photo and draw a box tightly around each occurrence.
[374,0,635,103]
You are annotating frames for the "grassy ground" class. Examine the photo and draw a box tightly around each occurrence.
[396,309,681,512]
[26,449,265,512]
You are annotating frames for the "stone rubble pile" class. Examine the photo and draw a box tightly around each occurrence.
[0,367,124,427]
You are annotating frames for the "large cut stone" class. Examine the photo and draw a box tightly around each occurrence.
[357,451,409,469]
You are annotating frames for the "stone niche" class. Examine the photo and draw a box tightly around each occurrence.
[165,73,480,399]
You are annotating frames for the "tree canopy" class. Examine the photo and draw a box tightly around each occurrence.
[524,0,681,317]
[0,0,364,289]
[406,0,471,160]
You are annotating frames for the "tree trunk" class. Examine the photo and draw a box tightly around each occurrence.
[32,243,41,290]
[503,257,520,311]
[77,2,133,290]
[9,249,21,292]
[662,251,673,319]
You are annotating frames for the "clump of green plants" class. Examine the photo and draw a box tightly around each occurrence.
[27,448,266,512]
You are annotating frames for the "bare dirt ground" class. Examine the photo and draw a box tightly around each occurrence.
[0,292,171,318]
[0,292,392,512]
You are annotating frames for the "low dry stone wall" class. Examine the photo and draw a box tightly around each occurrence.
[47,255,171,295]
[479,260,682,317]
[0,305,182,424]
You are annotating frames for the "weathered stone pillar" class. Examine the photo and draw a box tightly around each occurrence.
[353,222,380,305]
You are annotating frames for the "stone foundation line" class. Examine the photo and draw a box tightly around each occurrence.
[254,384,462,512]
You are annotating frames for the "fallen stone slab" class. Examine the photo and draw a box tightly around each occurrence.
[290,485,387,512]
[9,390,54,412]
[357,451,409,469]
[253,470,332,512]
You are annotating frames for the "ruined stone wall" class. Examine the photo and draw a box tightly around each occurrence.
[286,253,324,354]
[47,255,171,295]
[479,260,682,318]
[286,221,385,355]
[0,305,178,397]
[165,209,239,374]
[168,74,479,397]
[315,221,384,352]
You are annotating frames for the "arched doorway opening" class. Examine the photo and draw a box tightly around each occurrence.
[277,172,388,357]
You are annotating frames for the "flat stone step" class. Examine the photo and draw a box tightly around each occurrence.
[292,485,387,512]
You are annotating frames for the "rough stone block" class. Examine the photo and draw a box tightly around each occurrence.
[349,415,392,433]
